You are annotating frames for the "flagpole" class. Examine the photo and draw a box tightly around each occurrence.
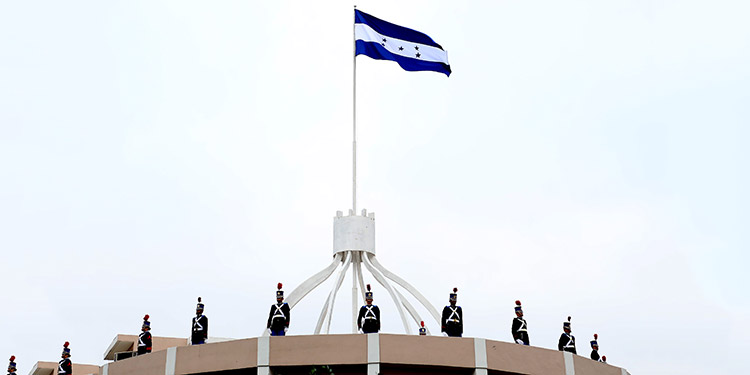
[352,5,357,215]
[352,5,359,334]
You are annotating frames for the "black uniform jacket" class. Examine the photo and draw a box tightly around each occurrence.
[590,349,600,361]
[58,359,72,375]
[357,304,381,332]
[138,331,153,354]
[558,333,576,354]
[192,314,209,343]
[267,302,291,331]
[441,305,463,336]
[511,317,530,344]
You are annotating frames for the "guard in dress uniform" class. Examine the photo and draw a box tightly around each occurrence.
[191,297,209,345]
[511,300,530,345]
[267,283,290,336]
[138,315,153,355]
[58,342,72,375]
[441,288,463,337]
[590,334,600,361]
[357,284,380,334]
[419,321,427,336]
[8,356,16,375]
[557,316,576,354]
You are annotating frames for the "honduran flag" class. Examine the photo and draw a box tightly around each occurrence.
[355,9,451,77]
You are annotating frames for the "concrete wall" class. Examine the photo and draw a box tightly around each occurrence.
[269,334,366,366]
[115,335,187,352]
[33,361,102,375]
[485,340,565,375]
[106,350,166,375]
[99,334,628,375]
[573,355,622,375]
[380,335,475,368]
[175,338,258,374]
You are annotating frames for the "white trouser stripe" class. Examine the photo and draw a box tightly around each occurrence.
[355,24,448,64]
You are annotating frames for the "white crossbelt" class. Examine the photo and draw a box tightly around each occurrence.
[138,333,147,347]
[365,305,377,320]
[193,315,204,331]
[516,318,527,332]
[447,306,461,323]
[273,303,286,319]
[564,333,575,349]
[58,361,66,374]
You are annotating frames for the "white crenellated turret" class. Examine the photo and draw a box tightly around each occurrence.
[333,209,376,255]
[274,208,440,336]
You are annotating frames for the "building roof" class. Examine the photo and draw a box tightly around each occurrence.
[29,361,100,375]
[102,335,188,361]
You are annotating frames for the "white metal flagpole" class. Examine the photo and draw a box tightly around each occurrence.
[352,5,357,215]
[352,5,359,333]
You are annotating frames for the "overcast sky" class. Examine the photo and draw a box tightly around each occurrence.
[1,1,748,374]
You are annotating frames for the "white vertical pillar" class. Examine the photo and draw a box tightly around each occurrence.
[352,252,359,333]
[258,336,271,375]
[563,351,575,375]
[102,364,108,375]
[473,338,488,375]
[367,333,380,375]
[164,347,177,375]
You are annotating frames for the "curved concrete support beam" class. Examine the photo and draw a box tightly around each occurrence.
[365,254,429,333]
[286,253,343,309]
[368,253,441,325]
[263,253,343,336]
[354,253,367,300]
[325,251,353,333]
[393,287,431,335]
[276,248,438,336]
[362,253,412,334]
[316,251,352,334]
[313,291,333,335]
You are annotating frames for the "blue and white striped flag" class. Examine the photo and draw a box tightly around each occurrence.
[355,9,451,77]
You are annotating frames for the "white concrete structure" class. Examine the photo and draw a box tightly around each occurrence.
[269,208,440,335]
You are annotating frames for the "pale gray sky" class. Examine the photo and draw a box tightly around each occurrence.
[1,1,748,374]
